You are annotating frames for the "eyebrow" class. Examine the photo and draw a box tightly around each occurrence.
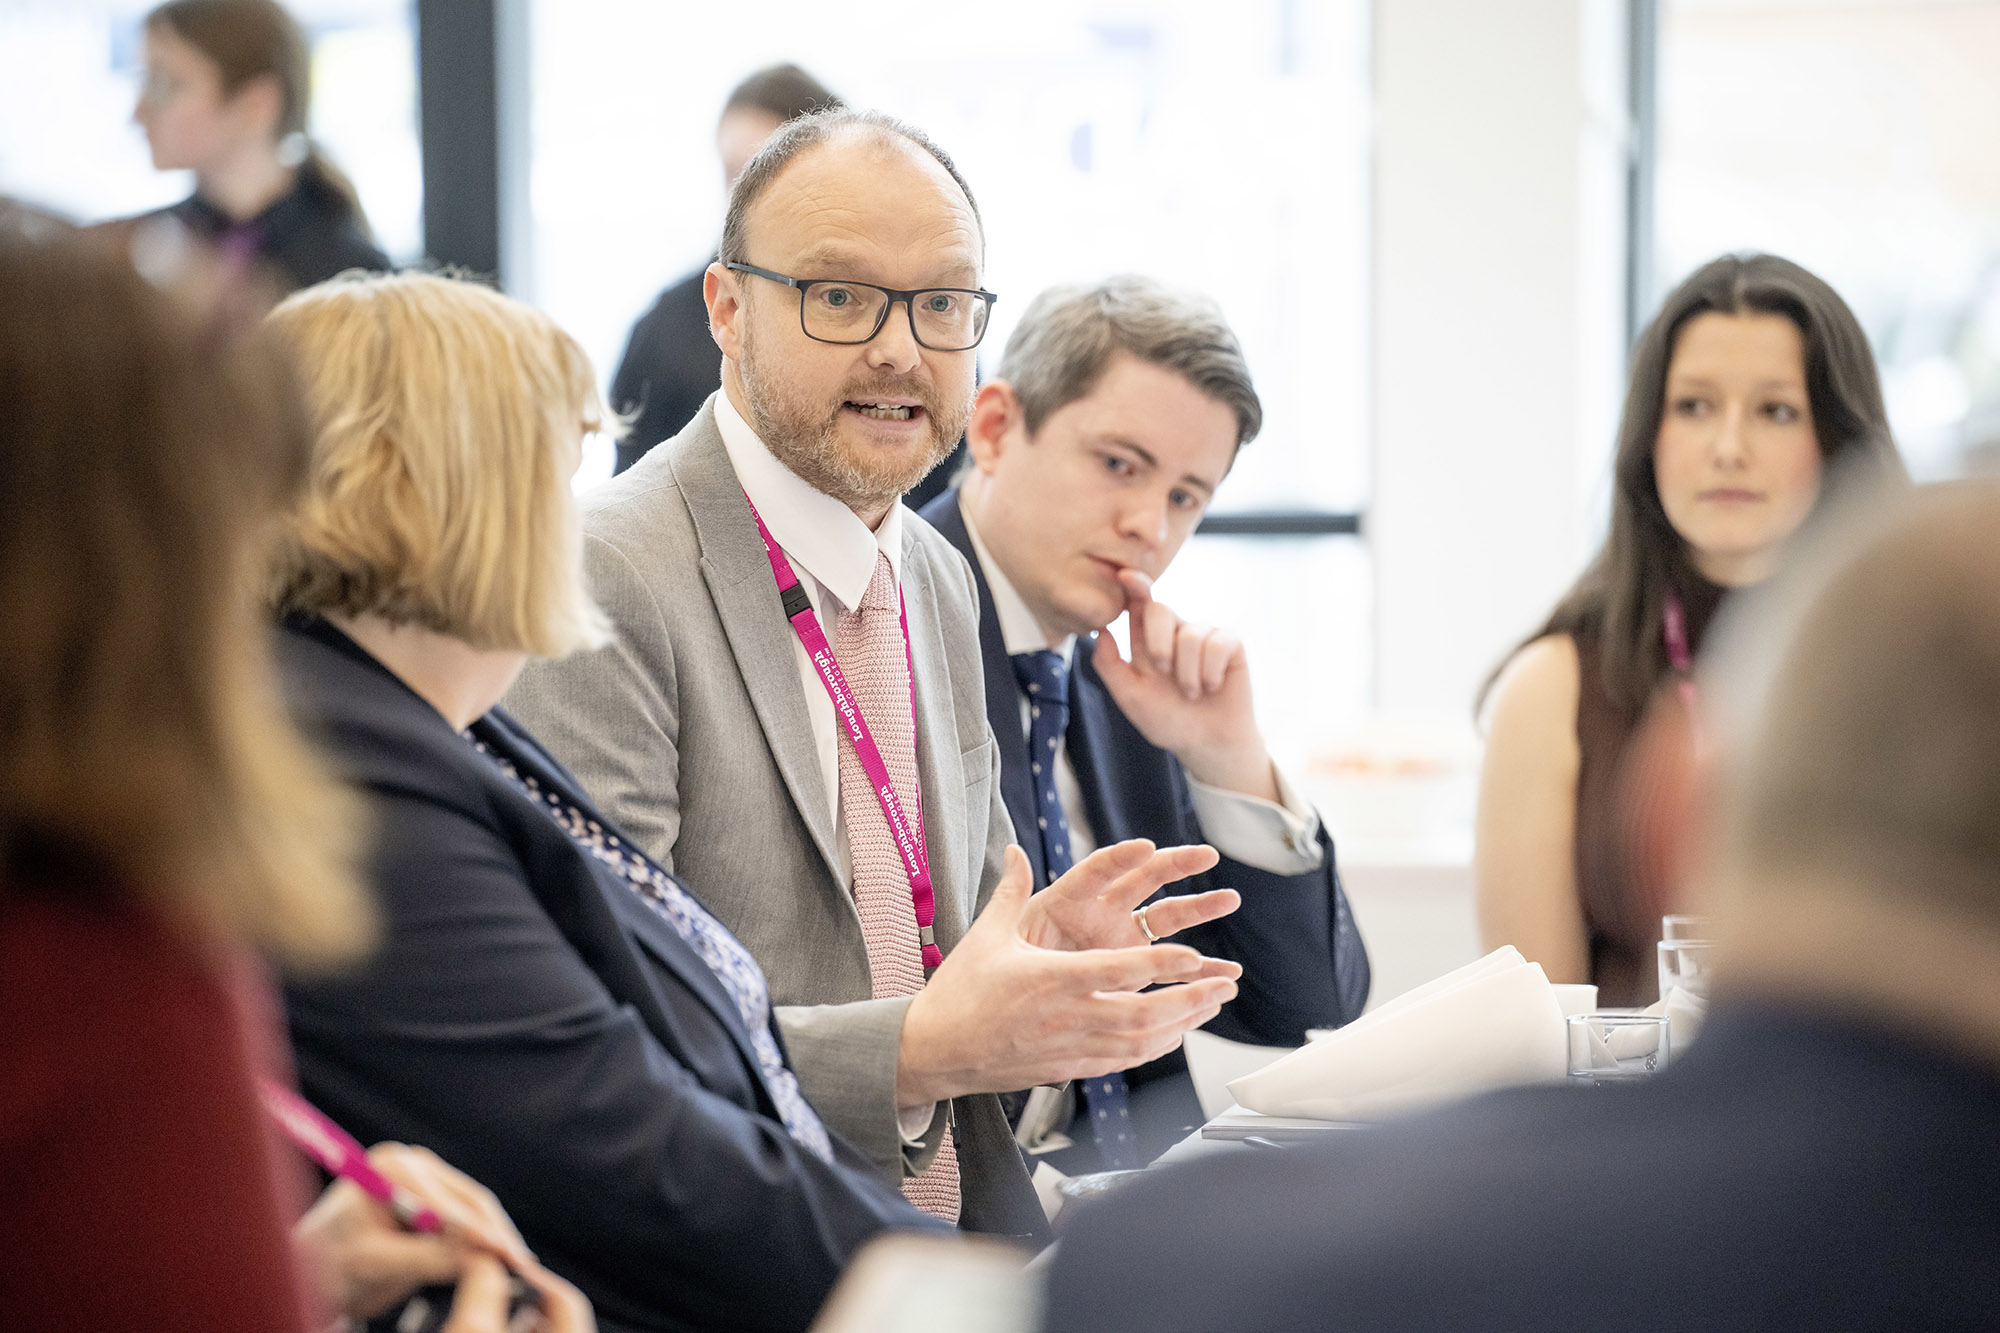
[1666,374,1806,393]
[784,243,980,288]
[1101,436,1219,497]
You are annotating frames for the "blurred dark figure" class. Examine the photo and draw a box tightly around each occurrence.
[118,0,388,297]
[611,65,840,473]
[1046,482,2000,1332]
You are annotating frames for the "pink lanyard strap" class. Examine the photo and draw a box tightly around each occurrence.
[257,1078,442,1233]
[744,496,942,970]
[1662,590,1698,715]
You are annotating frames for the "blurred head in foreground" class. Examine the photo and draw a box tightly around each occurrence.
[1041,480,2000,1333]
[0,225,364,965]
[1705,479,2000,1056]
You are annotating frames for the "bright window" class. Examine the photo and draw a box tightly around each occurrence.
[1655,0,2000,478]
[0,0,421,262]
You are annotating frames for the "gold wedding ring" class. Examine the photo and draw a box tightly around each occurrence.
[1134,903,1160,943]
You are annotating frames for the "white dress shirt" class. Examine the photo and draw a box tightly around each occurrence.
[715,391,904,878]
[958,492,1325,875]
[715,392,939,1136]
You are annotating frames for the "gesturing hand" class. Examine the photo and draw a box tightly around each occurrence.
[896,847,1241,1106]
[1092,568,1280,803]
[1019,836,1241,957]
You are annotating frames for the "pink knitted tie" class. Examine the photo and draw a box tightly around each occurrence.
[836,551,960,1223]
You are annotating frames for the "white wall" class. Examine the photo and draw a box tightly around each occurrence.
[1369,0,1633,726]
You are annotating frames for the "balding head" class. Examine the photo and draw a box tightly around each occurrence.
[1719,481,2000,926]
[720,108,983,271]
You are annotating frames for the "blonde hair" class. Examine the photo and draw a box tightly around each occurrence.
[0,228,369,969]
[266,272,611,657]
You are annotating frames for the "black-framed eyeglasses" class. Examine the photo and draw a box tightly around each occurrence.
[725,262,997,352]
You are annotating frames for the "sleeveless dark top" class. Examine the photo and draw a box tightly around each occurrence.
[1572,576,1726,1006]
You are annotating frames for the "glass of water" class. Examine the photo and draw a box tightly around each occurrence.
[1566,1013,1672,1085]
[1657,937,1716,1004]
[1661,914,1714,941]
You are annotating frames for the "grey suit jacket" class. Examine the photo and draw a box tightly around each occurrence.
[506,399,1047,1241]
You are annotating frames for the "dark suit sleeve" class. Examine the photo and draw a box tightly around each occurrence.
[285,786,935,1333]
[1178,820,1371,1043]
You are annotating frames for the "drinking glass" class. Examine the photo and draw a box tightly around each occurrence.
[1661,914,1715,941]
[1566,1013,1671,1085]
[1657,938,1716,1004]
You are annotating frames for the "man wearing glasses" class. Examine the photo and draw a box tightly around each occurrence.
[507,109,1244,1242]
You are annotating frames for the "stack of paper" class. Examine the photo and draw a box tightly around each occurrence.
[1228,947,1569,1122]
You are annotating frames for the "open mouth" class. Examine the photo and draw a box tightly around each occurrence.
[845,400,922,422]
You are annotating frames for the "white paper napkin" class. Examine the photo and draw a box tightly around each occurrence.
[1641,984,1707,1051]
[1229,947,1569,1122]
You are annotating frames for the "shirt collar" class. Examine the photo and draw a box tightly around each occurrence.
[958,491,1076,661]
[715,387,905,612]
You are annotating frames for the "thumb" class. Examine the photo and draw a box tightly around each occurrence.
[1092,627,1138,695]
[987,844,1032,924]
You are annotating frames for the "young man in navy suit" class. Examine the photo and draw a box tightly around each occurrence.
[918,275,1370,1170]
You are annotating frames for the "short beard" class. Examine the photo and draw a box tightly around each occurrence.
[738,336,969,514]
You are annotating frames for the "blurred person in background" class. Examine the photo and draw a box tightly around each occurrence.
[1475,253,1906,1005]
[1045,480,2000,1332]
[0,223,584,1332]
[919,276,1370,1169]
[611,63,841,474]
[123,0,388,296]
[266,271,941,1333]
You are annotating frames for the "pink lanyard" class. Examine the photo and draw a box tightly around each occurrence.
[1662,590,1697,714]
[257,1078,442,1232]
[744,496,942,970]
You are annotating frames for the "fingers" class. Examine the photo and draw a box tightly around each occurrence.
[1200,627,1241,695]
[1061,977,1241,1075]
[1139,591,1177,674]
[441,1254,514,1333]
[517,1259,597,1333]
[1189,954,1245,981]
[1116,565,1155,611]
[369,1145,531,1268]
[1133,887,1241,939]
[1091,842,1221,914]
[1056,838,1156,890]
[1069,941,1210,993]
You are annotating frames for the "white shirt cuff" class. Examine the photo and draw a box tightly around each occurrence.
[897,1101,940,1147]
[1186,765,1325,876]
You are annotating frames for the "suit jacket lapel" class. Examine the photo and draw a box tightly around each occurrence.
[480,710,772,1086]
[899,537,974,951]
[666,421,848,891]
[924,490,1049,889]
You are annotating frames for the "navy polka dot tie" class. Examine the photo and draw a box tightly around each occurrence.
[1009,649,1138,1170]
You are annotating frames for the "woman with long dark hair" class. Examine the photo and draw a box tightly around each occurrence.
[1474,253,1906,1006]
[128,0,387,294]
